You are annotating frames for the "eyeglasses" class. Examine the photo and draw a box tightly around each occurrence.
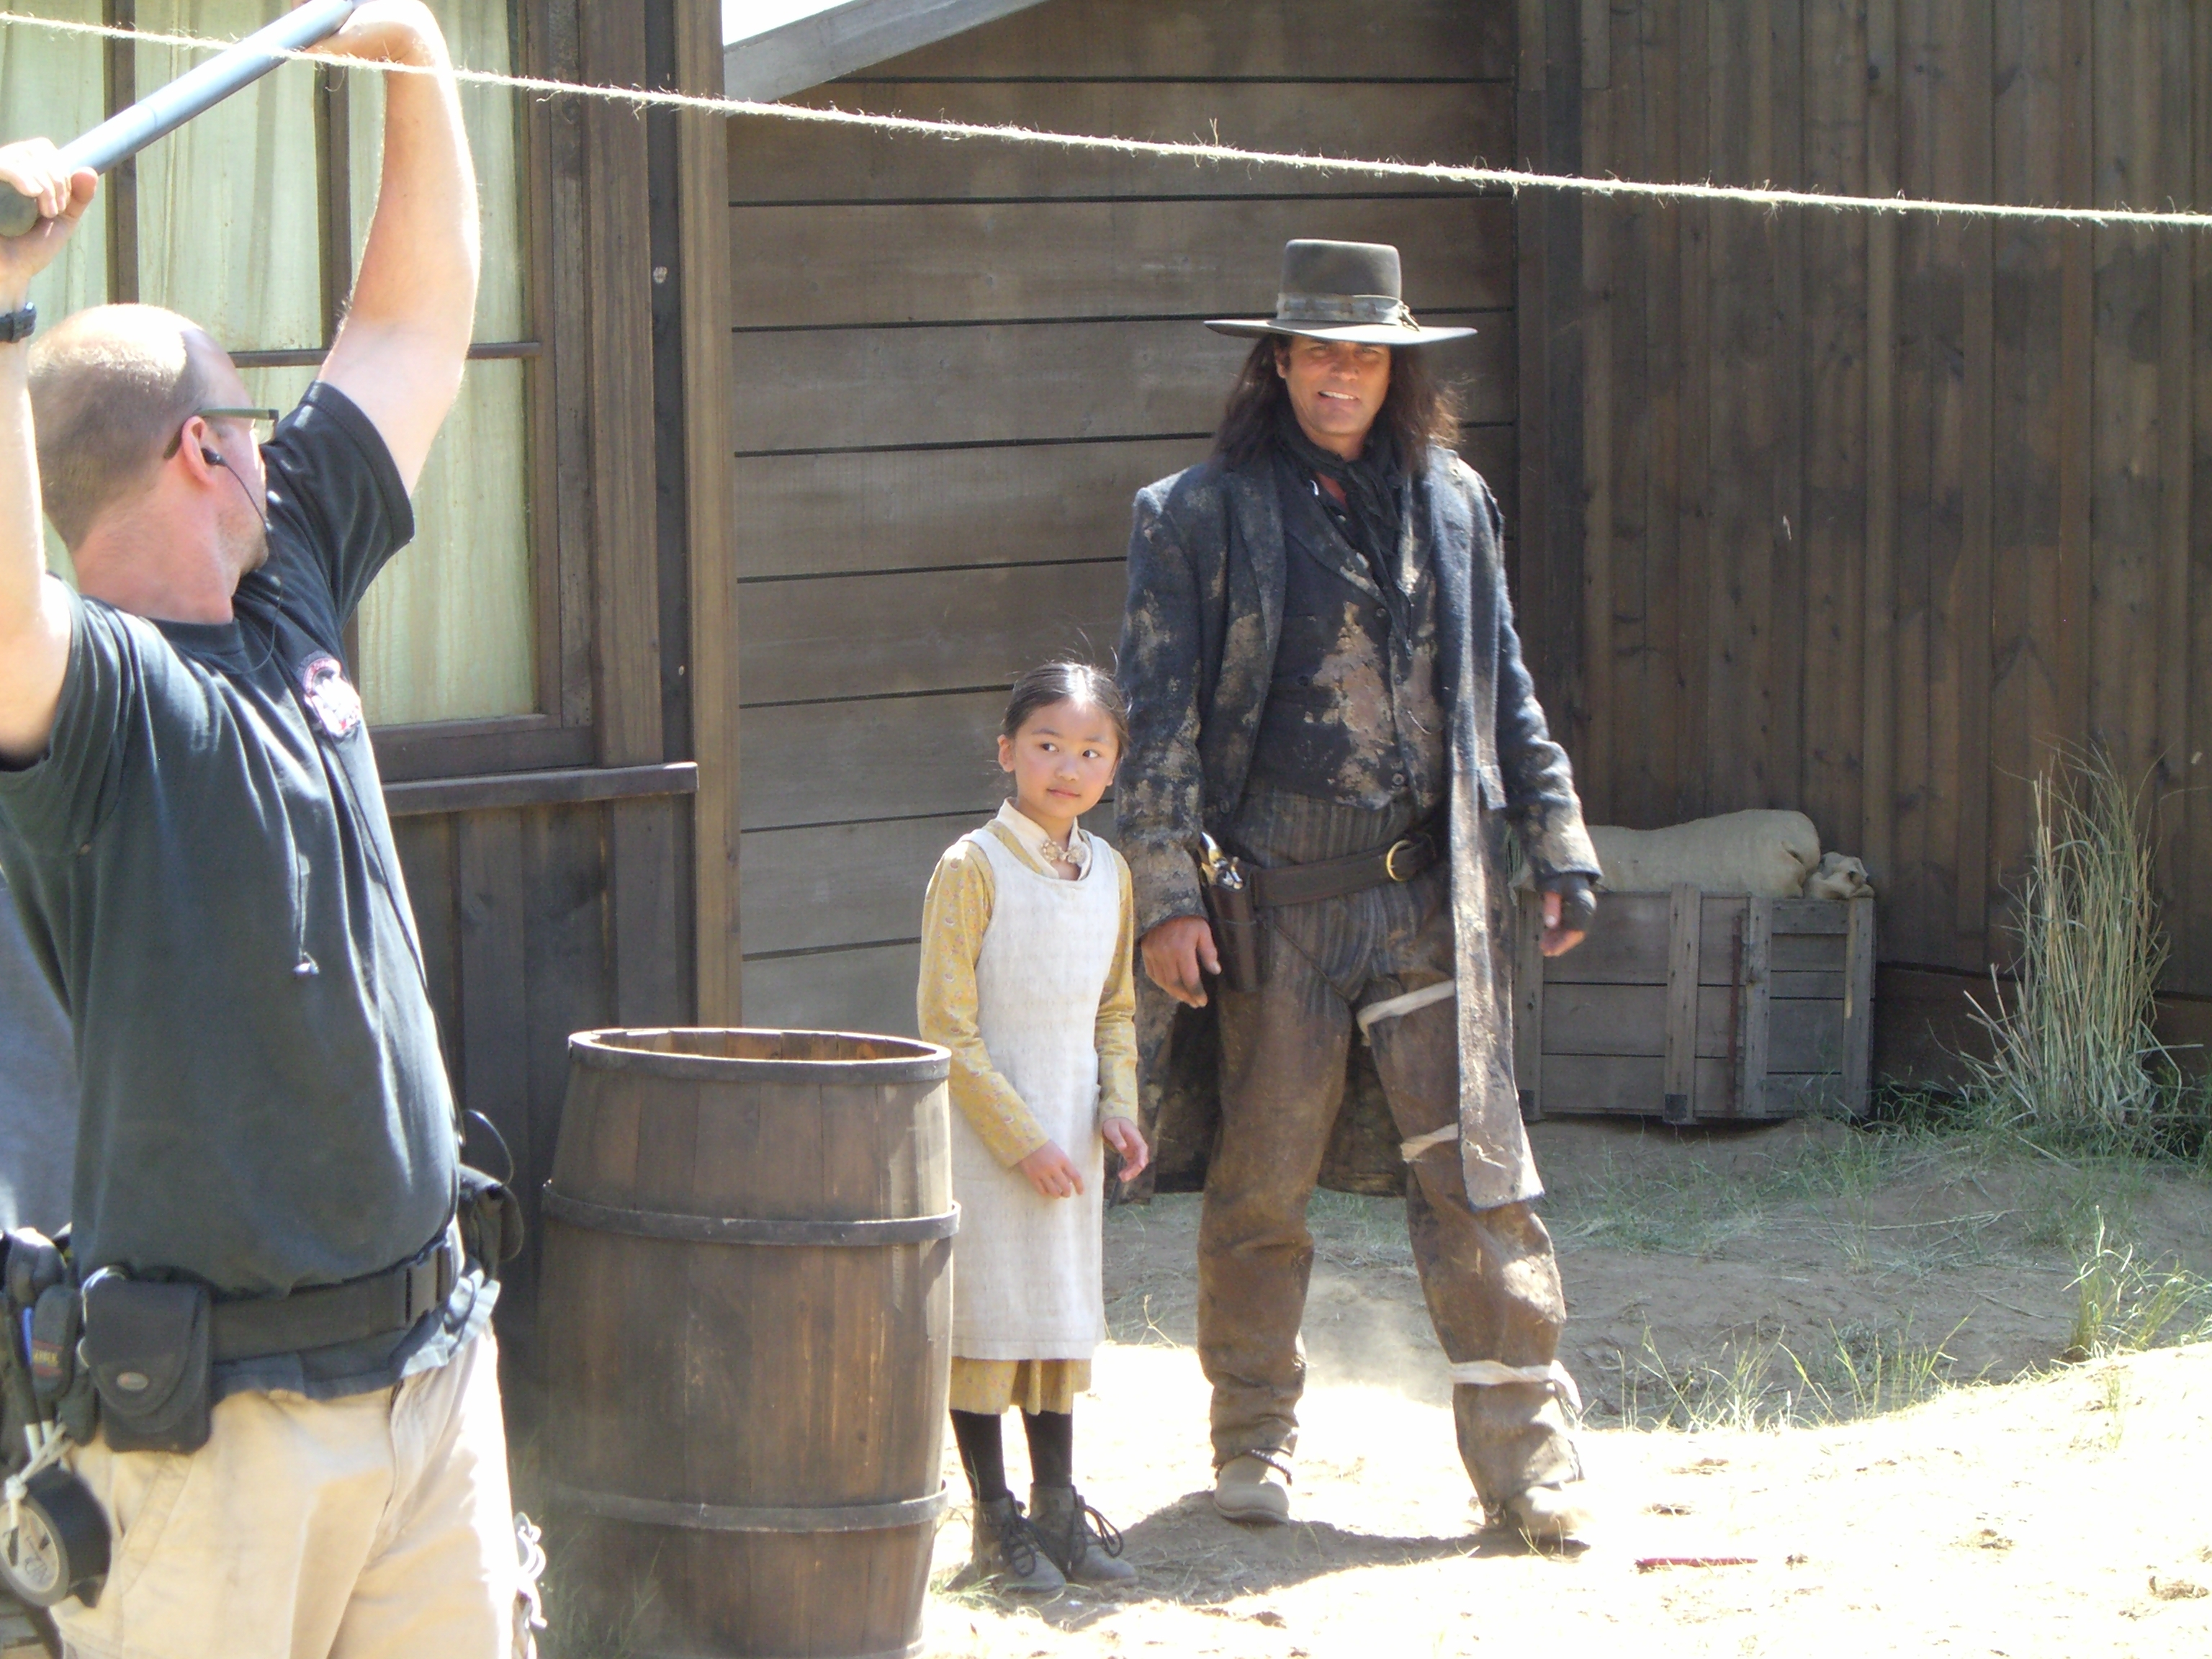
[162,406,280,458]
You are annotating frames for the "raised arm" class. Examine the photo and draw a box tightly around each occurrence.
[315,1,477,492]
[0,143,94,765]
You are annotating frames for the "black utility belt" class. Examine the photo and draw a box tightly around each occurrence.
[0,1172,525,1610]
[211,1222,462,1363]
[62,1222,466,1460]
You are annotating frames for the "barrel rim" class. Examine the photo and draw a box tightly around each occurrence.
[567,1027,950,1084]
[547,1480,951,1535]
[543,1187,961,1247]
[626,1642,925,1659]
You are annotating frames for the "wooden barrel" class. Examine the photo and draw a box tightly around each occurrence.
[541,1028,954,1659]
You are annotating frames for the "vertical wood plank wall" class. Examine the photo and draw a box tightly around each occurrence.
[727,0,1519,1038]
[379,0,727,1401]
[1521,0,2212,1036]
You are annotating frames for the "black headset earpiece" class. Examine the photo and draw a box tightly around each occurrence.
[201,447,225,467]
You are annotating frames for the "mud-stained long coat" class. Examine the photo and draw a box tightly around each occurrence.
[1114,444,1599,1209]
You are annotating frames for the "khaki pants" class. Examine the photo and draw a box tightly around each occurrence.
[54,1331,529,1659]
[1202,788,1579,1509]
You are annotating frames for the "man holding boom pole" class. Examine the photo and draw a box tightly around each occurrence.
[0,5,534,1654]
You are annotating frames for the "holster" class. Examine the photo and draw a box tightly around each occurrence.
[1,1228,91,1454]
[1197,837,1264,994]
[459,1166,526,1280]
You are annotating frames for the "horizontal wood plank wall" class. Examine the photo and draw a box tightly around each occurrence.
[1532,0,2212,1006]
[729,0,1520,1037]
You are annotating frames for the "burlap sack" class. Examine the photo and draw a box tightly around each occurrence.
[1588,809,1822,898]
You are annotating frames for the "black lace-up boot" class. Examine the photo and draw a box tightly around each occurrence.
[1028,1484,1136,1586]
[970,1494,1066,1593]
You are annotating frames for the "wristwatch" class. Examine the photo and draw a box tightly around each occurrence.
[0,303,36,344]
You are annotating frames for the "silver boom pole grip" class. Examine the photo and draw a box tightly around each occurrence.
[0,0,359,240]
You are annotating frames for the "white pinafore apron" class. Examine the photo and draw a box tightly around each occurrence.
[950,827,1123,1361]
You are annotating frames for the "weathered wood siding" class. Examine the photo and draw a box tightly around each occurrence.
[379,0,733,1401]
[1519,0,2212,1029]
[392,800,688,1392]
[731,0,1519,1037]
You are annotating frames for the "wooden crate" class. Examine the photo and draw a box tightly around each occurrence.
[1513,886,1875,1123]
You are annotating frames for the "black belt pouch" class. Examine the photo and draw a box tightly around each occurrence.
[79,1274,212,1455]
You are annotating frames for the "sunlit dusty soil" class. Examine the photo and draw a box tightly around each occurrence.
[923,1118,2212,1658]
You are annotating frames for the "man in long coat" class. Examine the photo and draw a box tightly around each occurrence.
[1115,240,1601,1542]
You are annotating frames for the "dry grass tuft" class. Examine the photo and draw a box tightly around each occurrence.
[2062,1207,2212,1362]
[1964,750,2211,1161]
[1603,1318,1964,1433]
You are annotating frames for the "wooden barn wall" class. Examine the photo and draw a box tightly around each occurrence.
[728,0,1519,1039]
[1518,0,2212,1048]
[390,801,678,1395]
[377,0,733,1402]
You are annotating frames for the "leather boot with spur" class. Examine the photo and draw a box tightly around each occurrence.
[1028,1484,1136,1586]
[968,1494,1066,1593]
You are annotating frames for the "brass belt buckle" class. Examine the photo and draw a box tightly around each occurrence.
[1383,837,1422,882]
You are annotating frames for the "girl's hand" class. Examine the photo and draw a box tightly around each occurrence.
[1102,1118,1149,1186]
[1017,1141,1084,1200]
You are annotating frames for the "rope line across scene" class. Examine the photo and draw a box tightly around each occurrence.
[7,4,2212,229]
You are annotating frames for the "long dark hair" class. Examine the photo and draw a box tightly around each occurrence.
[1002,661,1129,752]
[1211,337,1462,469]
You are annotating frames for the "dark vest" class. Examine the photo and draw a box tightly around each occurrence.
[1249,459,1448,814]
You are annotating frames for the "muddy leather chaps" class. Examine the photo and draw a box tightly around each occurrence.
[1199,788,1580,1510]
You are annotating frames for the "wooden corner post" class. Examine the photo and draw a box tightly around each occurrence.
[677,0,742,1025]
[1663,883,1701,1123]
[1737,896,1775,1118]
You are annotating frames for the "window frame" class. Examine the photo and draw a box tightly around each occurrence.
[96,0,585,782]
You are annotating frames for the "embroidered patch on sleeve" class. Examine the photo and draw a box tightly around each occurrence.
[298,655,364,740]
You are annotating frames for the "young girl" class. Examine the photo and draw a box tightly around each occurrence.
[918,662,1151,1593]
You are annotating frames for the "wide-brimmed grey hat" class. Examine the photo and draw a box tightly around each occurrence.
[1206,239,1475,347]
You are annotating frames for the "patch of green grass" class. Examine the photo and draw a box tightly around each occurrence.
[1543,1121,1994,1264]
[1773,1118,1928,1202]
[1306,1188,1415,1272]
[1605,1317,1966,1432]
[2016,1158,2146,1254]
[1610,1326,1799,1431]
[1788,1318,1967,1418]
[1543,1154,1774,1257]
[2062,1207,2212,1362]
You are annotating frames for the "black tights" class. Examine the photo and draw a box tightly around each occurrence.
[951,1408,1074,1501]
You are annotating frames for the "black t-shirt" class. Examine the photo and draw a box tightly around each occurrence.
[0,382,489,1398]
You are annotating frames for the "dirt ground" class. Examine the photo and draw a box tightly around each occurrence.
[922,1117,2212,1658]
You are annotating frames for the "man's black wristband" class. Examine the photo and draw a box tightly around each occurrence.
[0,303,35,345]
[1541,873,1598,933]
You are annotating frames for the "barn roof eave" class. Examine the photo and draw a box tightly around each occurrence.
[723,0,1051,102]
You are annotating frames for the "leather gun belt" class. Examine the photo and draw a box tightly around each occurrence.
[1245,822,1442,910]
